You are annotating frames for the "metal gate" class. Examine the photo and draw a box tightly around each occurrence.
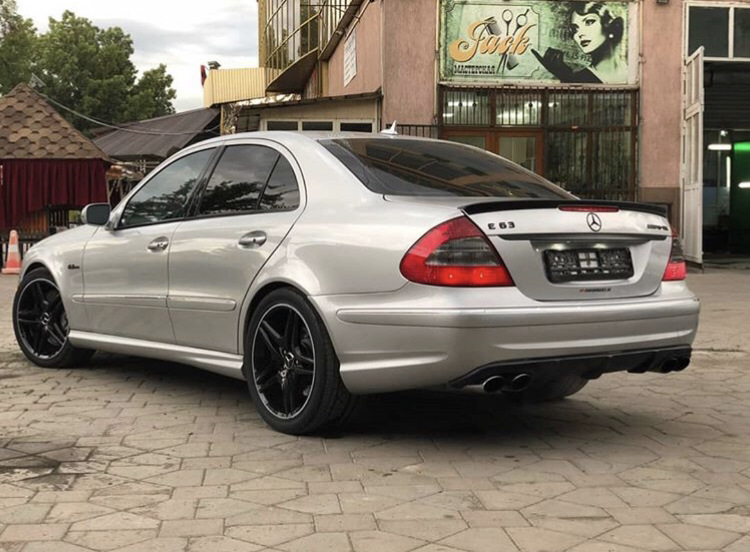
[682,47,704,265]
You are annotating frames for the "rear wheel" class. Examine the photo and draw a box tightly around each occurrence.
[12,268,94,368]
[507,374,588,402]
[244,288,356,435]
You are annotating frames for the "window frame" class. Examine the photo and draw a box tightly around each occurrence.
[685,2,750,62]
[189,138,305,222]
[114,146,221,231]
[195,144,282,218]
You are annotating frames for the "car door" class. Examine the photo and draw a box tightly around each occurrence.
[82,147,217,342]
[168,141,304,353]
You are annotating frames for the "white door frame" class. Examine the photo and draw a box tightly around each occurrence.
[681,46,704,265]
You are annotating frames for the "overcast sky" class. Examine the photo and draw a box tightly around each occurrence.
[16,0,259,113]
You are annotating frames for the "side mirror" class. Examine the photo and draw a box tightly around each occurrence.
[81,203,111,226]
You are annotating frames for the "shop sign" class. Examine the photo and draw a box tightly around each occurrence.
[344,28,357,87]
[441,0,634,85]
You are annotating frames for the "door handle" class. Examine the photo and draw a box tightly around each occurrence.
[238,231,267,248]
[147,237,169,252]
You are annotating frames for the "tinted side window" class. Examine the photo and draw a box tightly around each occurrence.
[260,156,300,211]
[200,145,279,215]
[120,149,213,228]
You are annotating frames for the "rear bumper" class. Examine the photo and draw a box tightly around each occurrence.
[311,282,700,394]
[450,346,692,389]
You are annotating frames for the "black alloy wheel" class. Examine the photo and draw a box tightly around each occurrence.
[13,268,94,368]
[252,303,316,420]
[244,288,356,435]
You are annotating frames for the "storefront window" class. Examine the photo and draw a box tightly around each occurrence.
[441,87,638,201]
[548,92,588,127]
[496,91,542,126]
[443,90,490,126]
[592,92,633,127]
[735,9,750,58]
[688,7,729,57]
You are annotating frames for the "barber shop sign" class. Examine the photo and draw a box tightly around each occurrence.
[440,0,634,85]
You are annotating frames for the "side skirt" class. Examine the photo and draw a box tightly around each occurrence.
[68,330,245,380]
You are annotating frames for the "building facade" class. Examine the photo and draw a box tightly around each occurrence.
[214,0,750,262]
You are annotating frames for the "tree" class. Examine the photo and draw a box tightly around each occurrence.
[124,64,176,121]
[2,8,177,131]
[0,0,37,95]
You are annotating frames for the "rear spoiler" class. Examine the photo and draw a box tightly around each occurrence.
[462,200,668,218]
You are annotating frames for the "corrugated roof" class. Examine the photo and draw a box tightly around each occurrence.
[93,108,220,159]
[0,83,110,160]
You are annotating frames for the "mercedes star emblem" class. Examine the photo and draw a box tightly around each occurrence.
[587,212,603,233]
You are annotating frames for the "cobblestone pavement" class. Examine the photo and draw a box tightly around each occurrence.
[0,270,749,552]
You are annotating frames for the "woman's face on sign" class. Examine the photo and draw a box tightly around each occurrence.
[571,13,606,54]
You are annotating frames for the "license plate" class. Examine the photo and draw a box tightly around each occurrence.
[544,248,634,283]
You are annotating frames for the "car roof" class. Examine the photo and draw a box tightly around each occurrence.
[184,131,436,152]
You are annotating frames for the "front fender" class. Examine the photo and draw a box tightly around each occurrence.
[19,226,98,332]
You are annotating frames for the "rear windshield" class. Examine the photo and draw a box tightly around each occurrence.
[321,138,572,199]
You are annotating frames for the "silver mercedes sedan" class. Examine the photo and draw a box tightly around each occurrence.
[12,132,700,434]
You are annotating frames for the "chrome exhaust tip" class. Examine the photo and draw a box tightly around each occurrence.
[509,373,532,392]
[482,376,505,393]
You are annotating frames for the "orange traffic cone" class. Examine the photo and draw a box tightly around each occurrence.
[2,230,21,275]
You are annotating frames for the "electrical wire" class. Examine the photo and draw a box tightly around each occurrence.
[38,91,221,136]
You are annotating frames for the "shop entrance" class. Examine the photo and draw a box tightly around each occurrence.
[443,129,544,175]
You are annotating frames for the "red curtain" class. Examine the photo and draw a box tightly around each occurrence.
[0,159,109,230]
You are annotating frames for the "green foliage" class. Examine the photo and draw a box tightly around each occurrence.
[0,5,176,131]
[0,0,37,94]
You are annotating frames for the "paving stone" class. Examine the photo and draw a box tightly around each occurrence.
[194,498,261,519]
[657,523,741,549]
[378,519,467,542]
[349,530,424,552]
[0,523,68,542]
[187,535,261,552]
[113,538,189,552]
[280,494,341,515]
[45,502,115,523]
[276,532,351,552]
[131,499,198,521]
[22,542,93,552]
[71,512,160,531]
[439,528,519,552]
[607,507,678,525]
[506,527,587,552]
[65,530,157,551]
[0,504,50,524]
[598,525,679,551]
[314,514,376,532]
[225,524,313,547]
[460,510,529,528]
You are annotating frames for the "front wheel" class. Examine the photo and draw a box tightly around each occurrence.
[12,267,94,368]
[244,288,356,435]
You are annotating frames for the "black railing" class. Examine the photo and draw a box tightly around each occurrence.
[1,236,39,264]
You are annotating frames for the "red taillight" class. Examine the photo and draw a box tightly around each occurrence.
[400,217,514,287]
[559,205,620,213]
[663,228,687,281]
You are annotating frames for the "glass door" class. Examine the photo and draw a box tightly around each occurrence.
[496,131,544,175]
[442,130,544,176]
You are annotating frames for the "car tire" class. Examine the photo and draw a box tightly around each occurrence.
[244,288,356,435]
[12,267,95,369]
[508,374,588,403]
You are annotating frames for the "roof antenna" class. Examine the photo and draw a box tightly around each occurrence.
[29,74,46,90]
[380,121,398,135]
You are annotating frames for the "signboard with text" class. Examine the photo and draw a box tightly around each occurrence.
[344,29,357,87]
[440,0,634,85]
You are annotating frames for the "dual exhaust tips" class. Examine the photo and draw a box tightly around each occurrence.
[482,373,532,394]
